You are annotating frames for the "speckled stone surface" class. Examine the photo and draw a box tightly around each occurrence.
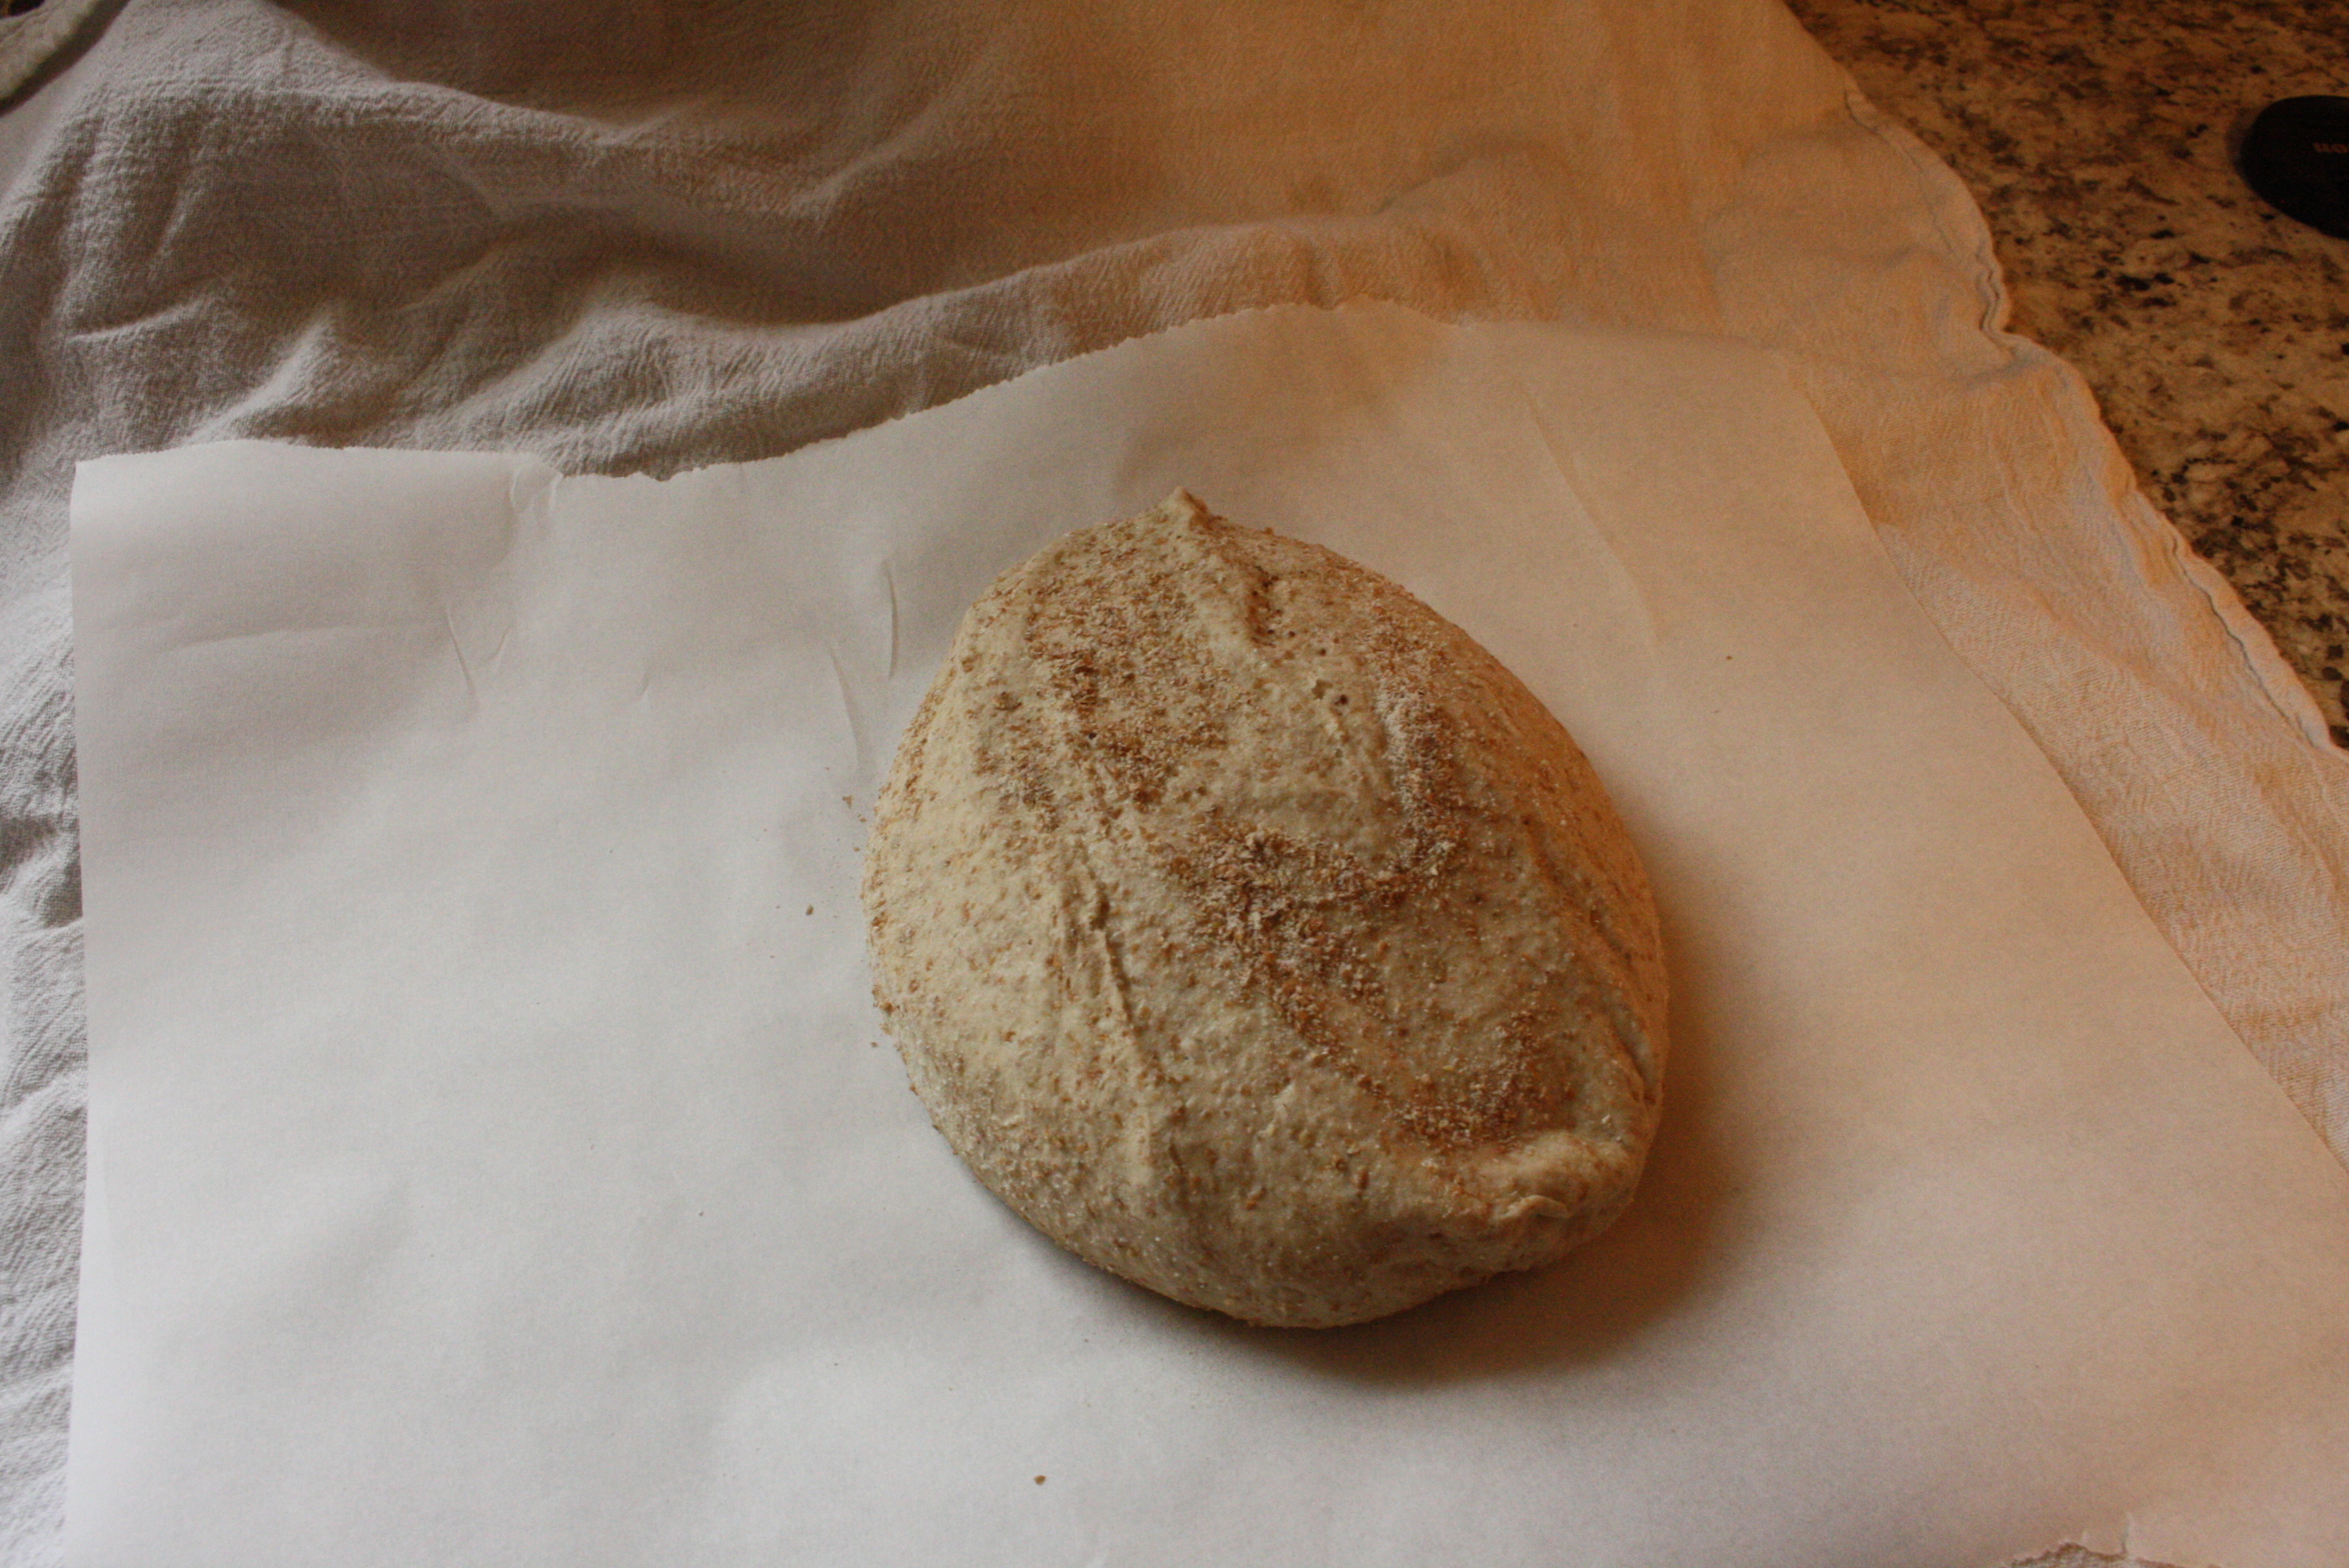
[1787,0,2349,748]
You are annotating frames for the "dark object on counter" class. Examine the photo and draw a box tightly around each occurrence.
[2238,97,2349,239]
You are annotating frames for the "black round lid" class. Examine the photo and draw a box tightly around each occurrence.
[2238,95,2349,239]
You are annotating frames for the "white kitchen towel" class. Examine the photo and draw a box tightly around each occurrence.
[0,0,111,103]
[3,0,2344,1560]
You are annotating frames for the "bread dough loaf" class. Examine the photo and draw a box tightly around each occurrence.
[862,491,1667,1328]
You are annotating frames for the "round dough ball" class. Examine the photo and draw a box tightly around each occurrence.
[862,491,1667,1328]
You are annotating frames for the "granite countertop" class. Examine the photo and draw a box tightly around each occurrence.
[1787,0,2349,748]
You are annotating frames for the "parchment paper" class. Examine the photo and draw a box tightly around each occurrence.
[66,304,2349,1568]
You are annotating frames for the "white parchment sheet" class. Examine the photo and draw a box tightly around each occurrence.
[67,304,2349,1568]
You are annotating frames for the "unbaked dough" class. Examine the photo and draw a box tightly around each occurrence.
[862,491,1667,1328]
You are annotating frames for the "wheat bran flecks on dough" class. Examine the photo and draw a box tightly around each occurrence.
[861,490,1667,1329]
